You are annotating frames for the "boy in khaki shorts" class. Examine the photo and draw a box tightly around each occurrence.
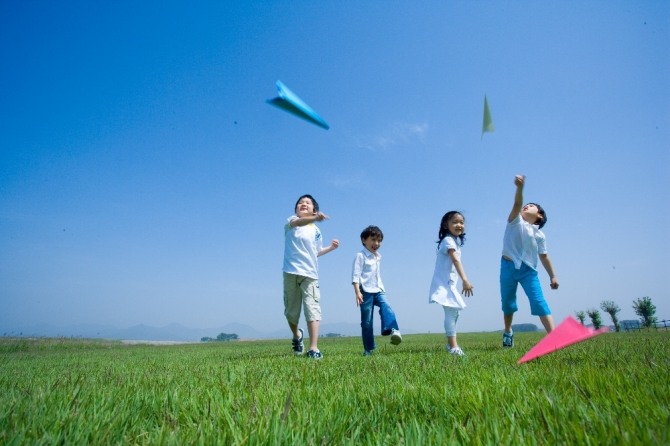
[283,194,339,359]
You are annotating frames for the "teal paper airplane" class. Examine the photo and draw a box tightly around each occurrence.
[267,80,330,130]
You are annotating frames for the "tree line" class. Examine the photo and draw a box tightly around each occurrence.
[575,296,657,331]
[200,333,239,342]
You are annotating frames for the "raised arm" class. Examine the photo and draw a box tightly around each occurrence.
[508,175,525,223]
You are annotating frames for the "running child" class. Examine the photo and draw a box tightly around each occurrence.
[283,194,339,359]
[352,225,402,356]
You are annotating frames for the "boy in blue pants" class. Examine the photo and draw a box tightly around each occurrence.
[500,175,559,347]
[352,225,402,356]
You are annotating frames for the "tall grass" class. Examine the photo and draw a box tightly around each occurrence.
[1,331,668,445]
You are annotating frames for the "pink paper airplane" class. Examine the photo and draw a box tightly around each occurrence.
[517,316,609,364]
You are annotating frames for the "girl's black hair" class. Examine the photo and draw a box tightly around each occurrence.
[437,211,466,245]
[294,194,319,213]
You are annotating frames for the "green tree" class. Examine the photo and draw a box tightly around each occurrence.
[632,296,657,328]
[586,309,603,330]
[575,311,587,325]
[600,300,621,332]
[216,333,239,341]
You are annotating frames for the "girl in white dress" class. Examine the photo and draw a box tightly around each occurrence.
[428,211,474,356]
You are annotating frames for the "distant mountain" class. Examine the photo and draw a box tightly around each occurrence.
[1,320,423,342]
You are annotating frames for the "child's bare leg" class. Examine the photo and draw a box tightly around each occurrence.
[504,313,514,332]
[288,322,301,339]
[307,320,320,351]
[539,315,555,333]
[447,336,458,349]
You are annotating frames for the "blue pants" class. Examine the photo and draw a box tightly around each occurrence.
[359,288,399,352]
[500,258,551,316]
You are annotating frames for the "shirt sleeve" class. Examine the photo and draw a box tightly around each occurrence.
[536,230,548,255]
[438,236,458,255]
[352,252,364,283]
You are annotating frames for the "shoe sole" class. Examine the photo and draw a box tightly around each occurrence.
[390,334,402,345]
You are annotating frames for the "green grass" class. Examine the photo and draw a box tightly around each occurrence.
[1,331,668,445]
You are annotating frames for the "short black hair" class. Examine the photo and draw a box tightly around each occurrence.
[360,225,383,244]
[528,202,547,229]
[294,194,319,213]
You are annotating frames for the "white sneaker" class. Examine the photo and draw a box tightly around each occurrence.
[447,345,465,356]
[390,329,402,345]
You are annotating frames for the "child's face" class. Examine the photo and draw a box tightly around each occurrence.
[446,214,465,236]
[521,204,542,225]
[295,197,316,217]
[362,235,382,254]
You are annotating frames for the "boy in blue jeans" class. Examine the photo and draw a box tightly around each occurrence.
[352,225,402,356]
[500,175,559,347]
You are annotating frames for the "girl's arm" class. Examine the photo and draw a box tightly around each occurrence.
[318,239,339,257]
[448,249,474,297]
[508,175,525,223]
[539,253,559,289]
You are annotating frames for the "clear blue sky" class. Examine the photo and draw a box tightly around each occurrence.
[1,2,668,337]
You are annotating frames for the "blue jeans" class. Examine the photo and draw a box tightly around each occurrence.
[500,257,551,316]
[359,288,399,352]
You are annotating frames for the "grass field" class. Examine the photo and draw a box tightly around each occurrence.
[1,331,668,445]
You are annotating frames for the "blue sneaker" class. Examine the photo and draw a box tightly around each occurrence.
[502,331,514,348]
[292,329,304,355]
[306,349,323,360]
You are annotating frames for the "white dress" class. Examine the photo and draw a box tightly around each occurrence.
[428,235,466,309]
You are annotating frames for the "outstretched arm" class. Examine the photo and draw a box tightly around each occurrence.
[539,253,559,289]
[508,175,525,223]
[290,212,330,227]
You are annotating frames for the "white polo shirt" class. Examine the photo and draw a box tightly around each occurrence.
[283,216,323,279]
[502,214,547,270]
[352,247,385,293]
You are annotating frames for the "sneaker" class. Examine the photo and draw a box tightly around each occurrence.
[306,349,323,360]
[502,331,514,348]
[363,350,373,357]
[447,345,465,356]
[390,329,402,345]
[292,328,304,355]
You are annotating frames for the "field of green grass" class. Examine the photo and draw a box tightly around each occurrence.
[1,331,668,445]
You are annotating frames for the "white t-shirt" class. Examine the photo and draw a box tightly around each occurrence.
[282,216,323,279]
[428,235,466,309]
[502,214,547,270]
[351,248,385,293]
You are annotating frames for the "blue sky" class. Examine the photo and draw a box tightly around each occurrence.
[1,2,668,337]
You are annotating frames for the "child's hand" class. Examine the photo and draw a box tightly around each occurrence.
[550,277,559,289]
[330,239,340,250]
[462,280,474,297]
[315,212,330,221]
[514,175,525,187]
[355,292,363,307]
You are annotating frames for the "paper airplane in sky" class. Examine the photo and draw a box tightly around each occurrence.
[518,316,609,364]
[482,95,494,139]
[266,80,330,130]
